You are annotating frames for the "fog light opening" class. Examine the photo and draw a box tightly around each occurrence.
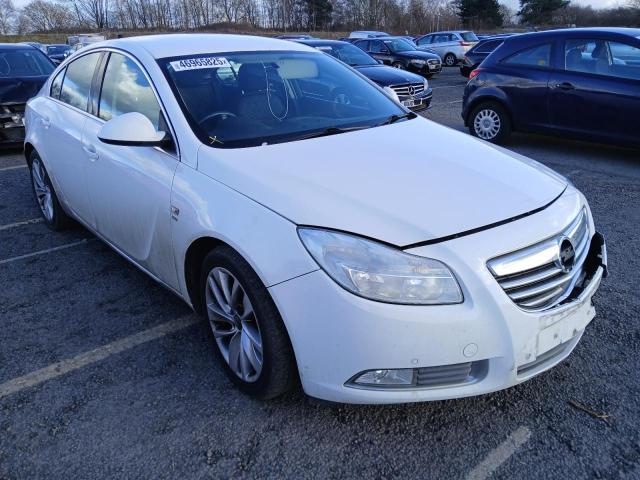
[353,368,415,387]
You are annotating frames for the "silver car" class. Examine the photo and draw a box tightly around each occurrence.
[415,31,479,66]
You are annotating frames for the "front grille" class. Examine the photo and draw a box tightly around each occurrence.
[416,360,487,387]
[428,59,440,65]
[487,209,590,312]
[390,82,425,97]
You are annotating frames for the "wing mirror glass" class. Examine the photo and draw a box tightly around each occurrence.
[98,112,167,147]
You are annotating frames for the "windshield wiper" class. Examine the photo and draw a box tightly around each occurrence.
[376,111,417,126]
[291,125,371,142]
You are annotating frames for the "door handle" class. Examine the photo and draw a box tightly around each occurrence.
[82,144,98,161]
[555,82,575,90]
[40,116,50,129]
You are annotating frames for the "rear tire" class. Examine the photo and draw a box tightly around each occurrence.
[468,101,512,144]
[444,53,457,66]
[199,246,297,400]
[28,150,72,231]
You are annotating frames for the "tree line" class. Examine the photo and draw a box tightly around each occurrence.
[0,0,638,36]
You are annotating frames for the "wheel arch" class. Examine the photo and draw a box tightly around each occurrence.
[465,94,514,130]
[24,142,35,166]
[184,235,227,314]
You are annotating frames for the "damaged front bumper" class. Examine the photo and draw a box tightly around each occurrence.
[0,103,26,145]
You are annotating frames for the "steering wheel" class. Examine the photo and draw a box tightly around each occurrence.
[199,111,237,124]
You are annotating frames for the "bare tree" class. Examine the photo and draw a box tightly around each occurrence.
[0,0,17,34]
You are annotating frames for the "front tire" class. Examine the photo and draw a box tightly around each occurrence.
[29,150,72,230]
[444,53,457,66]
[468,101,512,144]
[200,246,297,399]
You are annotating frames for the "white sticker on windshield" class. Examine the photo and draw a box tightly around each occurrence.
[170,57,231,71]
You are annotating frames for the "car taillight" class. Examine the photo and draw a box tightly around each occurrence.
[460,41,472,46]
[469,68,482,80]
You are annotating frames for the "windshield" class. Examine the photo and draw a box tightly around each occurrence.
[461,32,479,42]
[161,51,405,149]
[383,39,415,53]
[316,43,378,66]
[0,49,54,77]
[47,45,71,55]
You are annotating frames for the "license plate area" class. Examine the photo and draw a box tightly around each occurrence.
[402,99,422,108]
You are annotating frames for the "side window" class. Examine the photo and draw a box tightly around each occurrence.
[355,40,369,52]
[566,39,640,80]
[370,41,384,53]
[98,53,162,129]
[59,53,100,111]
[50,68,65,99]
[417,35,431,46]
[503,43,552,68]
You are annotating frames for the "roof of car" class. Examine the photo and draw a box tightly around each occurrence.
[297,39,350,46]
[506,27,640,42]
[86,34,316,59]
[0,43,39,50]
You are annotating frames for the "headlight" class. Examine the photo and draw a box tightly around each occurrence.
[423,77,429,91]
[298,228,463,305]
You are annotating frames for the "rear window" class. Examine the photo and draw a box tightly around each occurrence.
[0,49,54,77]
[503,44,552,68]
[461,32,479,42]
[475,40,502,54]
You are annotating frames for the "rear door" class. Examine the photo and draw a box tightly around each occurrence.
[548,36,640,145]
[35,51,102,228]
[82,51,180,287]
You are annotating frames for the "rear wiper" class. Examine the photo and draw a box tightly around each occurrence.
[376,111,417,126]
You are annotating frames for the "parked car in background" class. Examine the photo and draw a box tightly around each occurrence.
[459,35,516,77]
[0,44,54,146]
[354,37,442,77]
[275,34,314,40]
[46,44,73,65]
[349,31,390,39]
[415,31,479,66]
[67,34,105,46]
[297,39,433,111]
[463,28,640,147]
[22,42,47,54]
[24,34,607,404]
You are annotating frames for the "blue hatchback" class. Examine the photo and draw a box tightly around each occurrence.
[462,28,640,147]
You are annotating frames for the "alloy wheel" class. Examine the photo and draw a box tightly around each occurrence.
[445,54,456,66]
[473,109,501,140]
[205,267,263,382]
[31,157,54,221]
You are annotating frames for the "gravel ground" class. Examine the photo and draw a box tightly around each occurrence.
[1,68,639,479]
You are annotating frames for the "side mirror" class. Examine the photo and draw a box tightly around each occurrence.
[98,112,166,147]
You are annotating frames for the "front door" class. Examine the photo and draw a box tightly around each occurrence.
[548,37,640,145]
[82,52,180,288]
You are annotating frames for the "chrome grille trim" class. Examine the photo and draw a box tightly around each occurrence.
[487,208,590,312]
[390,82,425,96]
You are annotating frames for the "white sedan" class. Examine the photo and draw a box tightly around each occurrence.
[24,34,607,404]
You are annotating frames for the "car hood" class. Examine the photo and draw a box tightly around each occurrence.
[0,76,49,104]
[197,117,567,247]
[397,51,440,61]
[354,65,424,86]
